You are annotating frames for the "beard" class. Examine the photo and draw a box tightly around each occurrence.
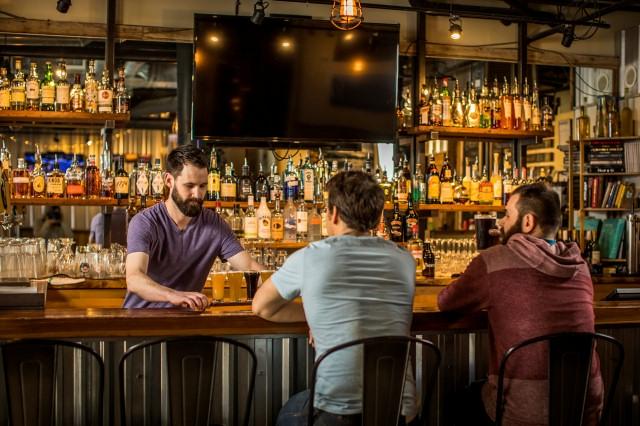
[500,214,523,244]
[171,189,203,217]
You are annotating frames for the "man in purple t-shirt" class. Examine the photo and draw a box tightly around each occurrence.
[124,144,263,310]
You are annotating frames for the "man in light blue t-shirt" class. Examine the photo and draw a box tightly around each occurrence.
[252,171,418,425]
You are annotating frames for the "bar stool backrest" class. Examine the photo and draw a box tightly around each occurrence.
[1,339,105,426]
[118,336,257,426]
[308,335,441,426]
[495,331,624,426]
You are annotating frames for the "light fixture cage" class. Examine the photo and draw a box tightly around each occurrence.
[331,0,364,31]
[449,15,462,40]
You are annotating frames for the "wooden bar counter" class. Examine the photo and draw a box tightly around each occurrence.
[1,277,639,340]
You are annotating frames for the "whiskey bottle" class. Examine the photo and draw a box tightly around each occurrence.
[376,211,390,240]
[419,83,430,125]
[426,154,440,204]
[46,154,65,198]
[522,77,532,131]
[257,196,272,240]
[237,157,253,202]
[453,172,469,205]
[430,77,442,126]
[254,163,270,201]
[40,62,56,111]
[576,97,591,140]
[404,198,419,241]
[465,84,480,128]
[54,61,70,112]
[422,241,436,278]
[302,156,315,202]
[394,168,409,205]
[135,161,150,207]
[97,68,113,113]
[502,161,514,205]
[31,145,46,198]
[469,157,480,205]
[10,59,26,111]
[85,154,101,199]
[389,202,404,243]
[244,195,258,240]
[0,68,10,110]
[84,60,99,113]
[114,66,130,114]
[512,76,522,130]
[12,158,31,198]
[296,200,308,241]
[271,195,284,241]
[462,157,472,199]
[441,77,452,126]
[490,152,503,206]
[70,74,84,112]
[501,77,512,130]
[491,78,502,129]
[541,96,554,132]
[451,79,465,127]
[150,158,164,200]
[206,149,220,201]
[412,163,425,204]
[65,154,85,199]
[25,62,40,111]
[380,169,393,203]
[114,158,129,200]
[531,80,541,131]
[478,166,493,205]
[220,163,237,202]
[439,153,454,204]
[479,78,491,129]
[407,224,424,273]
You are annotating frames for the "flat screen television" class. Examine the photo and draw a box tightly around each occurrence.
[192,14,399,145]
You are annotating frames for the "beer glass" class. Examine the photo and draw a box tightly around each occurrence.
[474,213,499,250]
[244,271,260,301]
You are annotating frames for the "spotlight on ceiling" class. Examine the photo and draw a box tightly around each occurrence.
[561,24,575,48]
[56,0,72,13]
[449,15,462,40]
[251,0,268,25]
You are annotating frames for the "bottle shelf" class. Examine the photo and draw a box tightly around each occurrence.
[0,110,130,128]
[401,125,552,140]
[601,258,627,263]
[242,241,308,250]
[583,172,640,177]
[11,197,119,206]
[417,203,504,212]
[571,136,639,144]
[582,208,630,212]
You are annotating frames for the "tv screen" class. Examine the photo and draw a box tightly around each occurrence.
[193,15,399,144]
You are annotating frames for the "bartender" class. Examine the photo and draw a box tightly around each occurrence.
[124,144,263,310]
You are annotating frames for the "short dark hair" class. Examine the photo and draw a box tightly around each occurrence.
[512,183,561,236]
[166,144,208,176]
[326,171,384,233]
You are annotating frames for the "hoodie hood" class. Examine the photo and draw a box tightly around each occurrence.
[506,233,586,279]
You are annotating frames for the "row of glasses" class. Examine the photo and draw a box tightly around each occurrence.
[46,238,127,278]
[208,258,275,304]
[0,237,46,280]
[429,237,478,278]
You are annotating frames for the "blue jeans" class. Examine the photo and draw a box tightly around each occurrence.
[276,390,415,426]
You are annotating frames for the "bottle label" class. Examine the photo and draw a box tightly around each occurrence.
[479,185,493,203]
[66,183,84,196]
[493,180,503,199]
[470,181,480,202]
[241,181,253,197]
[208,172,220,193]
[26,81,39,100]
[11,90,25,103]
[592,250,601,265]
[428,176,440,200]
[32,175,45,193]
[303,169,315,201]
[406,217,418,234]
[271,219,284,240]
[532,109,541,126]
[431,104,442,122]
[503,100,512,118]
[136,174,149,196]
[85,84,98,111]
[47,176,64,194]
[514,100,522,119]
[56,85,70,104]
[115,176,129,194]
[0,89,10,108]
[467,107,480,127]
[390,220,403,239]
[397,192,408,202]
[270,186,282,202]
[442,100,451,121]
[523,101,532,122]
[244,217,258,238]
[221,182,236,198]
[504,182,513,196]
[152,173,164,195]
[440,183,453,203]
[41,86,55,104]
[296,211,308,232]
[12,176,29,184]
[98,89,113,112]
[258,216,271,239]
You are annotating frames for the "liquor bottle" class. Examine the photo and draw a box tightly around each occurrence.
[215,201,230,227]
[0,141,11,188]
[114,66,130,114]
[10,59,26,111]
[453,172,469,204]
[522,77,531,131]
[462,157,472,198]
[221,163,237,202]
[407,224,424,273]
[531,80,541,131]
[575,97,590,141]
[607,97,620,137]
[296,200,308,241]
[621,88,633,137]
[85,154,101,198]
[329,160,339,179]
[478,165,493,205]
[451,79,465,127]
[491,78,502,129]
[231,204,244,238]
[591,231,602,275]
[308,203,322,242]
[203,149,219,201]
[268,163,283,202]
[430,77,442,126]
[284,197,297,242]
[389,202,404,243]
[479,78,491,129]
[55,61,70,112]
[97,68,113,113]
[469,158,480,205]
[150,158,164,200]
[320,194,329,238]
[375,212,390,240]
[418,84,429,125]
[316,150,329,203]
[394,168,409,205]
[128,162,138,200]
[271,195,284,241]
[12,158,30,198]
[465,84,480,128]
[422,241,436,278]
[114,158,129,200]
[254,163,270,201]
[404,198,419,241]
[501,77,512,130]
[412,163,425,204]
[46,154,65,198]
[380,169,393,203]
[257,196,272,240]
[301,156,315,202]
[439,153,454,204]
[136,161,150,207]
[25,62,40,111]
[541,96,554,132]
[363,151,373,175]
[502,160,513,205]
[511,167,520,194]
[441,77,452,126]
[512,77,522,130]
[244,195,258,239]
[491,152,503,206]
[69,74,84,112]
[285,159,299,201]
[426,154,440,204]
[0,68,10,110]
[65,153,85,199]
[402,157,412,195]
[84,59,99,113]
[39,62,56,111]
[31,145,46,198]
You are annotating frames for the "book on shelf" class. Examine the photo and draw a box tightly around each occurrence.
[598,218,626,259]
[624,141,640,173]
[585,177,635,208]
[620,183,636,210]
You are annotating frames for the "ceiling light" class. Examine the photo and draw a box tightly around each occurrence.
[330,0,363,31]
[56,0,71,13]
[251,0,268,25]
[449,15,462,40]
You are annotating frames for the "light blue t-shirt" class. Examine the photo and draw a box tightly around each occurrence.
[271,235,417,417]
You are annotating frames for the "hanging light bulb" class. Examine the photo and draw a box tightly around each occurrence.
[449,15,462,40]
[330,0,363,31]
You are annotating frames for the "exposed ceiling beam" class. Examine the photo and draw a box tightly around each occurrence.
[524,0,640,13]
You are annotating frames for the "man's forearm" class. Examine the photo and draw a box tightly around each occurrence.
[258,300,306,323]
[126,273,175,303]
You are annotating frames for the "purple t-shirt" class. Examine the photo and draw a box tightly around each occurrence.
[123,202,243,308]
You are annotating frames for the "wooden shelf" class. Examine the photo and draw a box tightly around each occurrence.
[402,125,552,140]
[242,241,308,250]
[583,172,640,177]
[571,136,639,144]
[582,208,630,212]
[602,258,627,263]
[12,197,118,206]
[416,203,504,212]
[0,110,130,128]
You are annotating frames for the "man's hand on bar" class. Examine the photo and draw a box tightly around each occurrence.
[167,290,209,311]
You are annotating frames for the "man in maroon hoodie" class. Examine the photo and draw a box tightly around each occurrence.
[438,183,602,425]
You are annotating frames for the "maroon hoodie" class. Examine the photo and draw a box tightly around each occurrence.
[438,233,602,426]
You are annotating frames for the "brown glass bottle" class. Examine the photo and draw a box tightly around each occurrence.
[46,155,65,198]
[12,158,31,198]
[114,158,129,200]
[422,242,436,278]
[85,154,101,199]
